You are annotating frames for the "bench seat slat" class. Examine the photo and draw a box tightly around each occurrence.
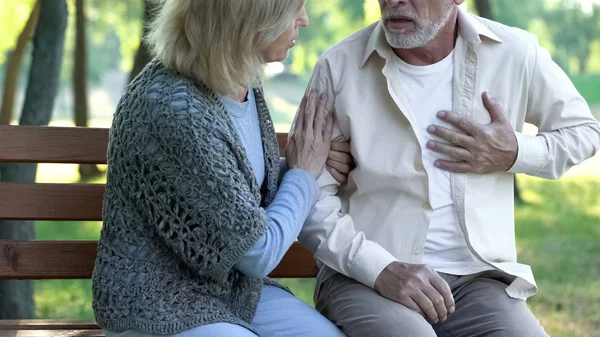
[0,320,99,330]
[0,241,317,279]
[0,329,105,336]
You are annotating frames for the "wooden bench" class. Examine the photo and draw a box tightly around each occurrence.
[0,125,318,337]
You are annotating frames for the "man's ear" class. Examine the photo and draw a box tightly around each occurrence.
[455,0,465,5]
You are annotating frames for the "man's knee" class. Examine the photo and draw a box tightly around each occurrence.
[350,311,436,337]
[319,291,435,336]
[447,278,549,337]
[317,273,436,337]
[484,307,549,337]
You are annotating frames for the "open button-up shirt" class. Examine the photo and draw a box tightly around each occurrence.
[297,8,600,299]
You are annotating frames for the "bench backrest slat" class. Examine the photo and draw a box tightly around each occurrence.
[0,241,316,279]
[0,184,104,221]
[0,126,289,163]
[0,126,109,164]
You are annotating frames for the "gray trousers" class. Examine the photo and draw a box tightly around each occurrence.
[315,271,549,337]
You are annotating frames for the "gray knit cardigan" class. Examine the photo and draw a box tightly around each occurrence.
[92,59,282,334]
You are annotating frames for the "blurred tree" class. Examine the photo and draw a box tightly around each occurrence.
[59,0,142,86]
[364,0,382,25]
[0,0,37,65]
[474,0,493,20]
[342,0,366,22]
[128,0,156,84]
[74,0,101,178]
[491,0,547,30]
[0,0,68,319]
[0,1,39,125]
[290,0,367,74]
[544,1,599,75]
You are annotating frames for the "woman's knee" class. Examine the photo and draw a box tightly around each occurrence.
[175,323,257,337]
[253,286,345,337]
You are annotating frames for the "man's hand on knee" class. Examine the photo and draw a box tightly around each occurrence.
[374,261,455,324]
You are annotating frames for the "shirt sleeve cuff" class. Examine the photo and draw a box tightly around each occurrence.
[507,131,548,175]
[349,243,398,289]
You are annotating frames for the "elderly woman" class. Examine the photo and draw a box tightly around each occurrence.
[91,1,351,337]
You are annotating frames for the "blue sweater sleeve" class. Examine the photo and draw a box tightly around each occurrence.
[279,157,288,184]
[235,168,319,278]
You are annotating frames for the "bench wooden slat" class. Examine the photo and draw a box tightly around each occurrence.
[0,330,105,336]
[0,126,109,164]
[0,183,104,221]
[0,241,317,279]
[0,320,99,330]
[276,132,288,156]
[0,241,98,279]
[0,126,289,163]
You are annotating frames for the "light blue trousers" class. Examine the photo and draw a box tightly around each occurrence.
[105,285,346,337]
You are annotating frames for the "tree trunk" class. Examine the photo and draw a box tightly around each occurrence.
[0,0,68,319]
[474,0,493,20]
[514,177,523,204]
[128,0,154,84]
[578,55,588,75]
[0,1,40,125]
[74,0,100,178]
[74,0,88,128]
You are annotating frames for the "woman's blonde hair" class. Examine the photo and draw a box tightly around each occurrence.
[147,0,305,95]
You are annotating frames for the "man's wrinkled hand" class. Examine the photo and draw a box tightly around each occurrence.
[426,92,518,174]
[374,261,455,324]
[327,141,354,184]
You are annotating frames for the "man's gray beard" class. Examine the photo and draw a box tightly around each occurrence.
[382,4,454,49]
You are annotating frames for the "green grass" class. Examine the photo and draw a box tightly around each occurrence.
[514,176,600,337]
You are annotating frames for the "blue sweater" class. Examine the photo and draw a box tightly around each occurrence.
[222,90,319,279]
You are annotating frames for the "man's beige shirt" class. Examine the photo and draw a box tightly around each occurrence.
[297,8,600,299]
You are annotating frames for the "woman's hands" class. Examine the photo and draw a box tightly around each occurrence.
[286,91,335,178]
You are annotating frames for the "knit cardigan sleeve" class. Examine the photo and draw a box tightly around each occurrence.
[121,88,268,283]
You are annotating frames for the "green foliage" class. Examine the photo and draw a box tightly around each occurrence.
[492,0,547,30]
[59,0,143,85]
[290,0,370,74]
[474,0,600,77]
[543,1,600,74]
[0,0,37,65]
[87,0,143,72]
[0,0,144,86]
[35,279,94,319]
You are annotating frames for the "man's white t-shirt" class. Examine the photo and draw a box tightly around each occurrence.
[397,47,491,275]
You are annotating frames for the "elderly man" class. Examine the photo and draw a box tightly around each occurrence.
[296,0,600,336]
